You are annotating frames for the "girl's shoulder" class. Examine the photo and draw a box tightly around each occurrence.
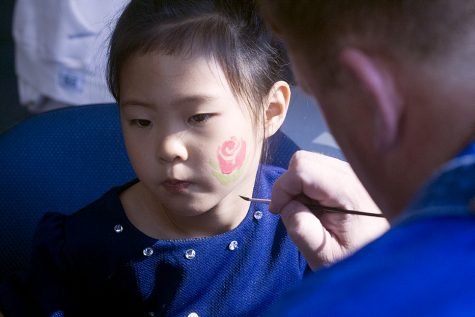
[34,184,125,246]
[253,164,286,199]
[32,180,150,276]
[261,164,286,180]
[259,163,287,183]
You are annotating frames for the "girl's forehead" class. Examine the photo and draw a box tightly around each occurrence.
[121,51,260,120]
[121,52,249,105]
[124,51,227,83]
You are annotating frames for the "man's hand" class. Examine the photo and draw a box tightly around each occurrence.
[270,151,389,270]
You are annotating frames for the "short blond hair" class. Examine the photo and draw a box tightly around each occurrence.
[260,0,475,70]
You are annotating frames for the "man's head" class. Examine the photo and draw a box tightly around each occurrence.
[260,1,475,219]
[261,1,475,87]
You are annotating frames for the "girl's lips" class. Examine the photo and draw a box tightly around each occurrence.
[162,180,191,193]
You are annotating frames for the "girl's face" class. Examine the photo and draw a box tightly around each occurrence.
[119,52,262,219]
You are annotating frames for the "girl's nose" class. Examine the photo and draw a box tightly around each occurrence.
[156,133,189,163]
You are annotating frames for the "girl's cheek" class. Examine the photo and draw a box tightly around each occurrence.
[208,136,248,185]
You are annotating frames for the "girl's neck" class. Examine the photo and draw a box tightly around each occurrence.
[120,182,252,240]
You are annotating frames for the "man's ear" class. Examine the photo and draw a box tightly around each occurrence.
[339,48,402,150]
[265,80,291,138]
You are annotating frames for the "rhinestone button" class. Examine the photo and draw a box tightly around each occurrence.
[185,249,196,260]
[143,247,154,257]
[228,240,238,251]
[188,313,199,317]
[253,210,263,220]
[114,224,123,233]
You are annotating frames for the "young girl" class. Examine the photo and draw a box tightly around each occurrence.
[0,1,302,316]
[0,1,385,316]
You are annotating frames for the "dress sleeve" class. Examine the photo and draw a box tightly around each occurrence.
[0,212,72,316]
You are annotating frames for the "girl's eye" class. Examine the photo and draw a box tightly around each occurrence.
[130,119,151,128]
[188,113,213,124]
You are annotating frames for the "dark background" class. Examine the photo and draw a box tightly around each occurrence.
[0,0,28,133]
[0,0,343,159]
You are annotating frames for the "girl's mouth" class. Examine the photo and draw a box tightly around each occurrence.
[162,179,191,193]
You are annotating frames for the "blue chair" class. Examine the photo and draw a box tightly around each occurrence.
[0,103,299,279]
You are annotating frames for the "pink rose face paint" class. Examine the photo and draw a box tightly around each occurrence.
[209,137,247,185]
[217,137,246,174]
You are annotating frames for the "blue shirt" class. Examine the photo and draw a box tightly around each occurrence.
[265,142,475,317]
[0,165,309,316]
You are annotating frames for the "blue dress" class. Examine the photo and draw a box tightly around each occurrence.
[265,142,475,317]
[0,165,309,316]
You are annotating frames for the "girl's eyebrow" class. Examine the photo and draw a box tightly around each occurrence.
[121,94,216,109]
[170,94,216,107]
[120,100,155,108]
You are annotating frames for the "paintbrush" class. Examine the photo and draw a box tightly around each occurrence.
[239,195,385,218]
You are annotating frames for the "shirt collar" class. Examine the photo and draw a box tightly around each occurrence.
[456,141,475,158]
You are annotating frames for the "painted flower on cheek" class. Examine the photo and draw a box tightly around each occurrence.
[217,137,246,174]
[209,137,248,185]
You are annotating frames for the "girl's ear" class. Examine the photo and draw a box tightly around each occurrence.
[339,48,402,150]
[265,80,291,138]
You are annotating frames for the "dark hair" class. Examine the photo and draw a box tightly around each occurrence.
[108,0,292,127]
[260,0,475,85]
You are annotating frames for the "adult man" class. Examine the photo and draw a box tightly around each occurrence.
[260,1,475,316]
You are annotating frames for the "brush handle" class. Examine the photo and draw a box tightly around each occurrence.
[308,204,385,218]
[240,196,385,218]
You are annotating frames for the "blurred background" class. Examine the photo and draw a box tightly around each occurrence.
[0,0,28,133]
[0,0,344,160]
